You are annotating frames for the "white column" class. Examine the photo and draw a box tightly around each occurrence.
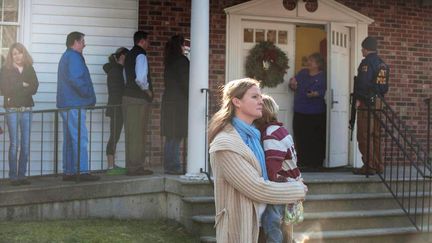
[185,0,209,179]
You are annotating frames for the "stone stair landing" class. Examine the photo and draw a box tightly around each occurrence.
[182,172,432,243]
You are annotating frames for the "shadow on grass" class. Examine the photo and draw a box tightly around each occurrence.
[0,219,200,243]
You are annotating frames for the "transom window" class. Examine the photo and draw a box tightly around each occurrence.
[244,28,288,45]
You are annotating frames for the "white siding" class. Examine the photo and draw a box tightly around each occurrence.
[1,0,138,178]
[30,0,138,108]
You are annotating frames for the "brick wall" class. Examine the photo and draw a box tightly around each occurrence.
[138,0,191,163]
[138,0,432,161]
[336,0,432,145]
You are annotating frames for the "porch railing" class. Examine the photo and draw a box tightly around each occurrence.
[0,102,188,182]
[200,88,213,185]
[365,94,432,232]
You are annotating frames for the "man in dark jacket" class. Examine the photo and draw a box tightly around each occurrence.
[353,36,389,175]
[57,31,99,181]
[122,31,154,175]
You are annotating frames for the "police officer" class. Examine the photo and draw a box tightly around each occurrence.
[352,36,389,175]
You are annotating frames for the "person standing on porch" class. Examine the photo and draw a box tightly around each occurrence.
[0,43,39,186]
[161,35,189,175]
[209,78,306,243]
[289,53,327,171]
[123,31,154,176]
[103,47,129,173]
[57,31,99,182]
[352,37,389,175]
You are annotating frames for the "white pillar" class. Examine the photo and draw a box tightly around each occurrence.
[185,0,209,179]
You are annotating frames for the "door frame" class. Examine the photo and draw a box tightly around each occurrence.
[225,14,369,168]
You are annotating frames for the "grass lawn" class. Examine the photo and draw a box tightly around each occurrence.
[0,219,199,243]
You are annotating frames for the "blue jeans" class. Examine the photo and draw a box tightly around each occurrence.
[262,204,284,243]
[6,109,32,180]
[164,137,181,172]
[60,109,89,174]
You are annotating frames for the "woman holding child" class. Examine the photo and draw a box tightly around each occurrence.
[209,78,306,243]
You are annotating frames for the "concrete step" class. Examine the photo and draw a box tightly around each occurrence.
[305,192,399,212]
[186,173,432,242]
[191,215,215,237]
[304,174,432,195]
[199,236,216,243]
[296,208,414,231]
[294,226,431,243]
[194,215,429,243]
[165,176,213,197]
[304,192,431,212]
[182,196,215,216]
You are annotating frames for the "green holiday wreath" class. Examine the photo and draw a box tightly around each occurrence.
[245,41,289,88]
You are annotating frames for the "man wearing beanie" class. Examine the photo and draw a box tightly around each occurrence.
[352,36,389,175]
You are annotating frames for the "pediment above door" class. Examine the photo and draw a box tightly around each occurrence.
[225,0,373,24]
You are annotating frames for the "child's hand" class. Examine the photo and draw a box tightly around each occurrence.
[289,77,297,91]
[296,177,308,193]
[275,175,287,182]
[302,183,308,193]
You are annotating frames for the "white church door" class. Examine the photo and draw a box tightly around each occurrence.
[326,23,351,167]
[241,20,296,131]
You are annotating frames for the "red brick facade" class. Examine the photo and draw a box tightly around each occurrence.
[139,0,432,158]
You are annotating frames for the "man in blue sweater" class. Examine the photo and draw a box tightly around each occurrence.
[57,31,99,181]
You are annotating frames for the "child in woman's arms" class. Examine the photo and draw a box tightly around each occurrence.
[255,94,307,243]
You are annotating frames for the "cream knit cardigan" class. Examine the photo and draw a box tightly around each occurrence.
[209,124,306,243]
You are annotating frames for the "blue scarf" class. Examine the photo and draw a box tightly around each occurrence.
[232,117,268,181]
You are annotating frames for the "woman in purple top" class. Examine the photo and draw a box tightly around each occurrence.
[289,53,326,170]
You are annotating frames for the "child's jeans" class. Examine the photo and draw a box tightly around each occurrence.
[262,204,285,243]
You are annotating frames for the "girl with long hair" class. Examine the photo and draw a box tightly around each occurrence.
[0,43,39,186]
[161,35,189,174]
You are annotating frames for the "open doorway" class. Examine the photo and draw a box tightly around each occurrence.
[294,25,327,74]
[291,24,328,171]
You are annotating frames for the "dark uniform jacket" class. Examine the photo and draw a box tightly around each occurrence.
[354,52,388,102]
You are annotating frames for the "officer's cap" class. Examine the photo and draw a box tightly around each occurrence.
[361,37,377,51]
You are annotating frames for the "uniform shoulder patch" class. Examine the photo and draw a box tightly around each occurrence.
[361,65,368,72]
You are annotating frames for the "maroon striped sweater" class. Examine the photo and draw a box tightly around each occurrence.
[260,122,301,182]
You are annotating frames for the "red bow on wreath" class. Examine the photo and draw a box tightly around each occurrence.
[263,49,277,63]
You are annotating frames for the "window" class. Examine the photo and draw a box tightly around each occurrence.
[0,0,19,65]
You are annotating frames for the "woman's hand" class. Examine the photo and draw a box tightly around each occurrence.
[296,177,308,194]
[288,77,297,91]
[306,90,319,98]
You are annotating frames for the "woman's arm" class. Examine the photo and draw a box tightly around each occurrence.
[217,150,305,204]
[22,66,39,96]
[0,68,22,97]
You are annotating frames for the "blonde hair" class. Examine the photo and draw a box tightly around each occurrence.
[4,43,33,69]
[208,78,260,143]
[254,94,279,128]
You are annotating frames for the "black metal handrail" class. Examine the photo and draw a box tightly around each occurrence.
[366,94,432,232]
[0,102,186,182]
[199,88,213,185]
